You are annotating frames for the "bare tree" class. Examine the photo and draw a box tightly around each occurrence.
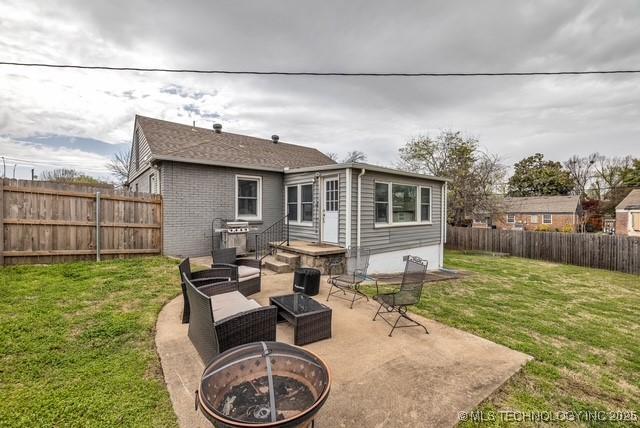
[592,154,633,200]
[40,168,112,188]
[107,150,131,186]
[342,150,367,163]
[398,131,506,225]
[564,153,597,197]
[324,152,339,161]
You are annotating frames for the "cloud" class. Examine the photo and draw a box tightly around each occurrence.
[160,84,213,100]
[0,0,638,174]
[182,103,220,120]
[0,135,120,180]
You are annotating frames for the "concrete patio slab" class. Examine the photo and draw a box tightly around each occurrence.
[156,273,532,427]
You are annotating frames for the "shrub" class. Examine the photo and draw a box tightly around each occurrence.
[562,224,573,233]
[536,224,551,232]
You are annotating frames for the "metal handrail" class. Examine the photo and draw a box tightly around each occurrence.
[255,213,290,260]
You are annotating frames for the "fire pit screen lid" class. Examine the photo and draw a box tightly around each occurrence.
[199,341,330,426]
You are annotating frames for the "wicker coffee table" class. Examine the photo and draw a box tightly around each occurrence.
[269,293,332,346]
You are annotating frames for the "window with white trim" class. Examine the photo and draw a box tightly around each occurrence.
[392,184,417,223]
[420,187,431,222]
[543,213,552,224]
[374,182,432,225]
[632,212,640,232]
[301,184,313,223]
[286,185,298,221]
[375,182,389,223]
[507,213,515,223]
[236,175,261,220]
[530,214,538,224]
[286,183,313,225]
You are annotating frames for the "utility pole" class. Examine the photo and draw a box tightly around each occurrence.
[31,168,35,181]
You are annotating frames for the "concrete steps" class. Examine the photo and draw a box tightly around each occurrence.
[262,255,293,273]
[275,252,300,267]
[262,251,301,274]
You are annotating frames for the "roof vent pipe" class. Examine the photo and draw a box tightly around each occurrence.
[271,135,279,144]
[213,123,222,133]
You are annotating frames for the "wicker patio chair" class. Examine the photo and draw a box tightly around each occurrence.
[326,247,373,308]
[178,258,237,324]
[372,255,429,336]
[212,247,262,296]
[183,274,277,364]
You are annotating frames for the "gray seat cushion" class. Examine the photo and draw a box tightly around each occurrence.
[237,265,260,282]
[210,291,261,321]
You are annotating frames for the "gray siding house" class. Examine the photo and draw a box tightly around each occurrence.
[127,115,448,273]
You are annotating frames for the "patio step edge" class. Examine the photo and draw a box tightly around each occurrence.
[263,256,293,273]
[275,252,300,266]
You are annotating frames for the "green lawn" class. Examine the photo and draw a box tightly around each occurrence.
[403,251,640,427]
[0,257,181,427]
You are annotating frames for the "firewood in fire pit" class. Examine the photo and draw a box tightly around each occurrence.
[216,375,315,422]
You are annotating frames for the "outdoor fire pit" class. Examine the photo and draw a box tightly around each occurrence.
[196,342,331,428]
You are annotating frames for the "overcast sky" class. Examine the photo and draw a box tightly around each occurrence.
[1,0,639,180]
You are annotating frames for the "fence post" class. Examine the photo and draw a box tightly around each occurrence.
[96,191,101,262]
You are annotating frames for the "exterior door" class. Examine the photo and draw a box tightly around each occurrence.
[322,177,339,244]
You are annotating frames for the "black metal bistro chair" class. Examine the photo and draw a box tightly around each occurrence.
[327,247,373,308]
[372,256,429,337]
[178,258,236,324]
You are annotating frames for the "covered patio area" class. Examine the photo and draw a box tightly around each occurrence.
[156,272,531,427]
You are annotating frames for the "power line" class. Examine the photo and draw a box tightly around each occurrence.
[1,61,640,77]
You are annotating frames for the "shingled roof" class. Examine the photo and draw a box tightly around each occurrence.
[616,189,640,210]
[502,195,581,213]
[136,115,335,171]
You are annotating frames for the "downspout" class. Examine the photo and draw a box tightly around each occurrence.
[440,181,447,268]
[356,168,366,248]
[345,168,352,247]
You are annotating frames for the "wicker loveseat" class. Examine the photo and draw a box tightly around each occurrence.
[212,248,262,296]
[183,274,277,364]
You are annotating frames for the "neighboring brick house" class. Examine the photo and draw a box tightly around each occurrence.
[126,115,449,272]
[473,195,582,232]
[615,189,640,237]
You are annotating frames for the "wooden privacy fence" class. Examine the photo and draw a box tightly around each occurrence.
[0,179,162,265]
[446,226,640,275]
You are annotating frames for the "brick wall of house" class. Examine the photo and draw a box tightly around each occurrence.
[160,161,284,257]
[615,210,640,237]
[616,212,629,235]
[496,213,576,232]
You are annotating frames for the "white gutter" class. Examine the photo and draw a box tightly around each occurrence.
[286,162,449,183]
[345,168,352,247]
[356,168,366,248]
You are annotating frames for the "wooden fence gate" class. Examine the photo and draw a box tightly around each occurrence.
[0,179,162,265]
[446,226,640,275]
